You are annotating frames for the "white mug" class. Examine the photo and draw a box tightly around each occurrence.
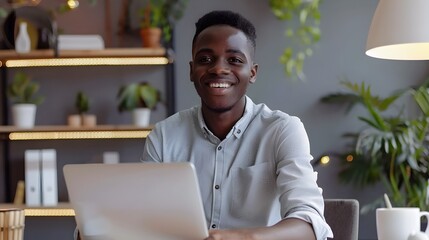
[376,207,429,240]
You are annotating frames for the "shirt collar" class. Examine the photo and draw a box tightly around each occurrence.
[196,96,254,140]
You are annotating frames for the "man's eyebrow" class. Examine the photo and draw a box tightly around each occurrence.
[194,48,213,56]
[226,49,246,56]
[193,48,247,59]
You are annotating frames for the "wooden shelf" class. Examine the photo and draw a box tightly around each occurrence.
[0,125,153,140]
[0,48,173,67]
[0,48,167,59]
[0,203,74,216]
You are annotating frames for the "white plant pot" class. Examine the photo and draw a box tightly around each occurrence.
[132,108,151,127]
[67,114,82,127]
[82,114,97,127]
[12,104,37,128]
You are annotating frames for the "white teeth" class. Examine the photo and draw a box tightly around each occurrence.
[209,83,231,88]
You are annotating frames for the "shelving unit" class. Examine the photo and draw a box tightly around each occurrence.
[0,125,153,140]
[0,48,176,202]
[0,203,74,216]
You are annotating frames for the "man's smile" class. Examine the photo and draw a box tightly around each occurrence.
[209,82,232,88]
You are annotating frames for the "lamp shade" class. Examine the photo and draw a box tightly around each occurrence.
[366,0,429,60]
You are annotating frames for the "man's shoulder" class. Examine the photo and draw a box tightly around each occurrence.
[253,102,300,124]
[154,106,197,128]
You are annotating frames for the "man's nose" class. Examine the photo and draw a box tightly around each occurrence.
[208,60,230,74]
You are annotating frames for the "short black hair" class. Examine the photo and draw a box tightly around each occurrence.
[192,10,257,50]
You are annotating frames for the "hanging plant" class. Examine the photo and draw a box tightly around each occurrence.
[269,0,321,81]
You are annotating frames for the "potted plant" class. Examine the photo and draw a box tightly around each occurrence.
[268,0,322,80]
[138,0,188,48]
[68,91,96,127]
[117,81,161,127]
[320,79,429,211]
[7,71,44,128]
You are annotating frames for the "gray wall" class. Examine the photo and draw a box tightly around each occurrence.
[1,0,428,239]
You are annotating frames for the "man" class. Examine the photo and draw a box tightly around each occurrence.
[142,10,333,240]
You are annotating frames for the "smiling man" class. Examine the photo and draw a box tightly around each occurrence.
[142,10,333,240]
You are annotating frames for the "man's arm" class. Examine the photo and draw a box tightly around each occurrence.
[205,218,316,240]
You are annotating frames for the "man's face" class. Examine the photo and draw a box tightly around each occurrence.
[190,25,257,113]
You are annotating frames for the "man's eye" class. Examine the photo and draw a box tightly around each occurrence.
[229,57,243,64]
[197,56,212,64]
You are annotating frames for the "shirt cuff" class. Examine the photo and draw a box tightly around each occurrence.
[286,210,334,240]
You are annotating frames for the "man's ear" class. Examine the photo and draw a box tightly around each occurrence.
[250,63,258,84]
[189,61,194,82]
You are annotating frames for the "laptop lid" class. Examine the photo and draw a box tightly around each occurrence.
[63,162,209,240]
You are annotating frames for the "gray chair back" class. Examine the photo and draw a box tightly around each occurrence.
[324,199,359,240]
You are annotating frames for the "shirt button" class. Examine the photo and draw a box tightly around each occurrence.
[237,129,241,134]
[211,224,216,229]
[215,185,220,189]
[217,146,222,151]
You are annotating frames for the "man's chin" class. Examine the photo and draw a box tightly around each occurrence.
[204,104,233,113]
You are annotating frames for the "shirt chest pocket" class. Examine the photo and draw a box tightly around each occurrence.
[230,162,277,221]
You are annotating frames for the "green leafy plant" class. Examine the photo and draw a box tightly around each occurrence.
[75,91,90,114]
[320,79,429,211]
[139,0,188,43]
[117,82,161,112]
[269,0,321,80]
[8,72,44,105]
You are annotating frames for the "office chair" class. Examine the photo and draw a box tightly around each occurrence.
[324,199,359,240]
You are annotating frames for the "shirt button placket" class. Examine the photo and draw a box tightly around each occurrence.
[211,144,223,230]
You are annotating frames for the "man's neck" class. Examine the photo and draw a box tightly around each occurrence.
[202,100,246,140]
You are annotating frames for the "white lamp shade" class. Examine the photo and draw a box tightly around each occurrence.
[366,0,429,60]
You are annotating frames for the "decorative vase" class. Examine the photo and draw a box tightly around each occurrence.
[12,104,36,128]
[15,22,31,53]
[132,108,151,127]
[140,27,162,48]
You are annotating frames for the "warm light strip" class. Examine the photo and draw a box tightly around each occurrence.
[9,130,151,140]
[5,57,169,67]
[25,208,75,217]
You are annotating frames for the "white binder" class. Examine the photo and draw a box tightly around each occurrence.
[25,149,41,206]
[41,149,58,206]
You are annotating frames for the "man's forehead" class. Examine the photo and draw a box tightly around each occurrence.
[194,26,249,48]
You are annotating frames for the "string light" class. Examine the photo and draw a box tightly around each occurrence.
[320,156,330,165]
[67,0,79,9]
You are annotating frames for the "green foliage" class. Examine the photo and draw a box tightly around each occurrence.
[269,0,321,80]
[139,0,188,42]
[75,91,90,114]
[0,8,7,18]
[117,82,161,112]
[321,79,429,210]
[8,72,44,105]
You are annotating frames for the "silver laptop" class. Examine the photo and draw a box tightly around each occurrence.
[63,162,209,240]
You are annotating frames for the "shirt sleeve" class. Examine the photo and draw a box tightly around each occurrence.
[275,116,333,239]
[141,124,162,163]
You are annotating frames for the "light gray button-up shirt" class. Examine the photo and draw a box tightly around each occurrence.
[142,96,333,239]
